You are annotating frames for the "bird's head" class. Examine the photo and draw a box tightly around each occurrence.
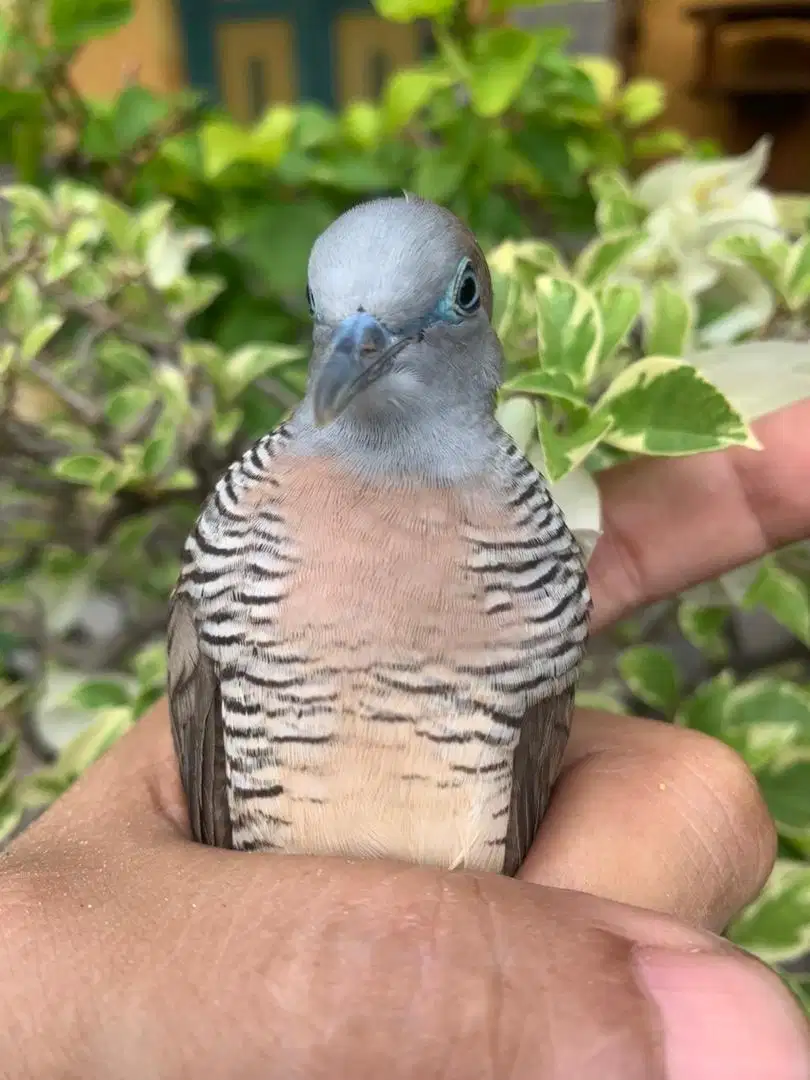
[304,197,501,436]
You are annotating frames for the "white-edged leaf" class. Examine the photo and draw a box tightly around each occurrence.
[536,274,603,388]
[20,315,65,361]
[536,409,612,483]
[595,356,756,455]
[644,280,695,357]
[689,340,810,421]
[500,369,585,407]
[742,558,810,646]
[783,235,810,311]
[596,282,642,364]
[730,860,810,964]
[617,644,681,716]
[222,343,306,402]
[574,231,643,288]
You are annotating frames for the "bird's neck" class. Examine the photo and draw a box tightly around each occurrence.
[289,397,502,486]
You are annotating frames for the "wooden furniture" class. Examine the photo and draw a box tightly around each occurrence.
[687,2,810,95]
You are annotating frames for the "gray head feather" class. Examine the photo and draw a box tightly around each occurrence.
[307,196,493,327]
[293,197,503,483]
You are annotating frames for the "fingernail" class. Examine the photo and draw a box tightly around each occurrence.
[636,947,810,1080]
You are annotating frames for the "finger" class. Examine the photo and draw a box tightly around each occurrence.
[590,399,810,632]
[5,812,808,1080]
[520,710,776,932]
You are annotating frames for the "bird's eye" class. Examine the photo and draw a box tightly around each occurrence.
[306,284,315,315]
[454,262,480,315]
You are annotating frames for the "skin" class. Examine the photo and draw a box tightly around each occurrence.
[2,401,810,1079]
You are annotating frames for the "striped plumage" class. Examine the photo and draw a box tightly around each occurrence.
[168,196,591,876]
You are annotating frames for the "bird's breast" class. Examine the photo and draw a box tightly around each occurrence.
[212,454,580,871]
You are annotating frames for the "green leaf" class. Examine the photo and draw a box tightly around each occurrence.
[537,409,612,483]
[632,129,689,158]
[222,344,306,402]
[52,452,120,488]
[382,69,451,130]
[253,105,297,160]
[619,79,666,127]
[104,386,155,429]
[689,340,810,422]
[6,275,41,338]
[163,467,197,491]
[168,275,224,320]
[783,235,810,311]
[536,275,603,388]
[97,338,153,383]
[20,314,64,361]
[724,675,810,759]
[145,226,210,290]
[575,688,626,715]
[468,28,541,118]
[372,0,455,22]
[211,408,243,449]
[98,196,138,250]
[783,973,810,1017]
[574,231,643,288]
[48,0,133,47]
[0,792,21,845]
[152,365,189,417]
[111,85,170,150]
[181,341,225,376]
[590,170,645,233]
[596,357,754,456]
[596,282,641,364]
[0,732,17,796]
[142,429,175,476]
[500,369,585,407]
[711,232,789,293]
[53,706,134,784]
[0,184,54,227]
[731,861,810,964]
[742,560,810,647]
[644,281,694,357]
[71,678,132,711]
[617,644,681,717]
[0,343,15,376]
[231,199,332,295]
[109,515,156,556]
[677,602,729,662]
[200,121,255,178]
[341,101,382,148]
[134,643,168,689]
[675,671,735,739]
[489,238,564,280]
[758,759,810,840]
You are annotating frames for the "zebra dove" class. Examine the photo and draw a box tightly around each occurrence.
[168,196,591,876]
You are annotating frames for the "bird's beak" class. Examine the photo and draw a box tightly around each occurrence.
[312,313,411,428]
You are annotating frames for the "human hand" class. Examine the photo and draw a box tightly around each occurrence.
[2,403,810,1079]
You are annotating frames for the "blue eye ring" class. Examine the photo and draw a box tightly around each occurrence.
[452,259,480,316]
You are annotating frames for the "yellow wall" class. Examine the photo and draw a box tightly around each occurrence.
[637,0,810,190]
[70,0,185,98]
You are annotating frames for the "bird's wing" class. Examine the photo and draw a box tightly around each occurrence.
[502,687,575,876]
[167,591,232,847]
[166,426,293,849]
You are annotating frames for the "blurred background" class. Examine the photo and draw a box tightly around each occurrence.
[2,0,810,1010]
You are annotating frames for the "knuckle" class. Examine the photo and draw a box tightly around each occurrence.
[667,725,776,904]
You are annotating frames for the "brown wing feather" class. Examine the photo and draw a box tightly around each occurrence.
[166,593,232,848]
[503,687,575,876]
